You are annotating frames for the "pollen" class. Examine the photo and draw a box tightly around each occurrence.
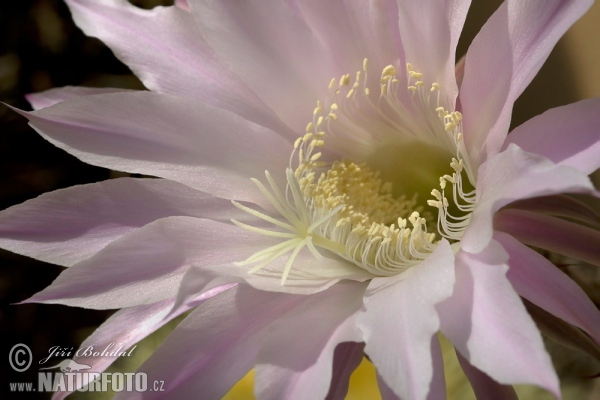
[232,59,476,283]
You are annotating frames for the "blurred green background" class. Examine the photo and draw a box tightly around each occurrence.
[1,0,599,398]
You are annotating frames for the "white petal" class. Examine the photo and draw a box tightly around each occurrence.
[51,284,231,399]
[25,217,273,308]
[462,144,594,254]
[455,351,518,400]
[358,240,455,400]
[0,178,243,267]
[460,0,592,166]
[65,0,287,134]
[26,86,132,110]
[121,285,309,399]
[438,241,560,397]
[497,231,600,345]
[396,0,471,102]
[503,98,600,175]
[190,0,336,132]
[254,281,367,400]
[10,92,292,207]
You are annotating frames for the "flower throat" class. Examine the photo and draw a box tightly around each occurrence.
[233,59,476,283]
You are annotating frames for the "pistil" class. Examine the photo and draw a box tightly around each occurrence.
[233,60,476,283]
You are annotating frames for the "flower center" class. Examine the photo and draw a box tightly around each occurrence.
[233,60,476,283]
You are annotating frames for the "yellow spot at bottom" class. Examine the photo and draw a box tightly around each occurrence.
[222,369,255,400]
[222,358,382,400]
[221,335,563,399]
[346,357,381,400]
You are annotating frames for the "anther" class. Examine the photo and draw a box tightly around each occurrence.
[329,78,336,90]
[382,65,397,77]
[340,74,351,86]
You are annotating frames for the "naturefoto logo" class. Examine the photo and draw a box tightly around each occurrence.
[37,360,150,394]
[8,343,165,394]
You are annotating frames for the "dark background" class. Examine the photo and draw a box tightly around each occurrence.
[1,1,170,398]
[0,0,595,399]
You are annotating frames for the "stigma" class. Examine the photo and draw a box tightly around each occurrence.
[232,60,476,284]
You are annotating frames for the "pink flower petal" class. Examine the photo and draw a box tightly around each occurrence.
[190,0,337,132]
[24,217,272,308]
[0,178,244,267]
[173,251,371,305]
[496,231,600,345]
[377,373,400,400]
[460,0,593,166]
[455,55,466,91]
[10,92,292,207]
[254,281,367,400]
[427,335,447,400]
[523,300,600,363]
[326,342,365,400]
[121,285,312,400]
[358,240,455,400]
[462,144,594,253]
[64,0,287,134]
[377,336,447,400]
[51,284,232,399]
[26,86,132,110]
[378,338,445,400]
[495,209,600,267]
[437,241,560,397]
[508,195,600,228]
[503,98,600,175]
[396,0,471,102]
[455,351,518,400]
[174,0,189,11]
[289,0,402,76]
